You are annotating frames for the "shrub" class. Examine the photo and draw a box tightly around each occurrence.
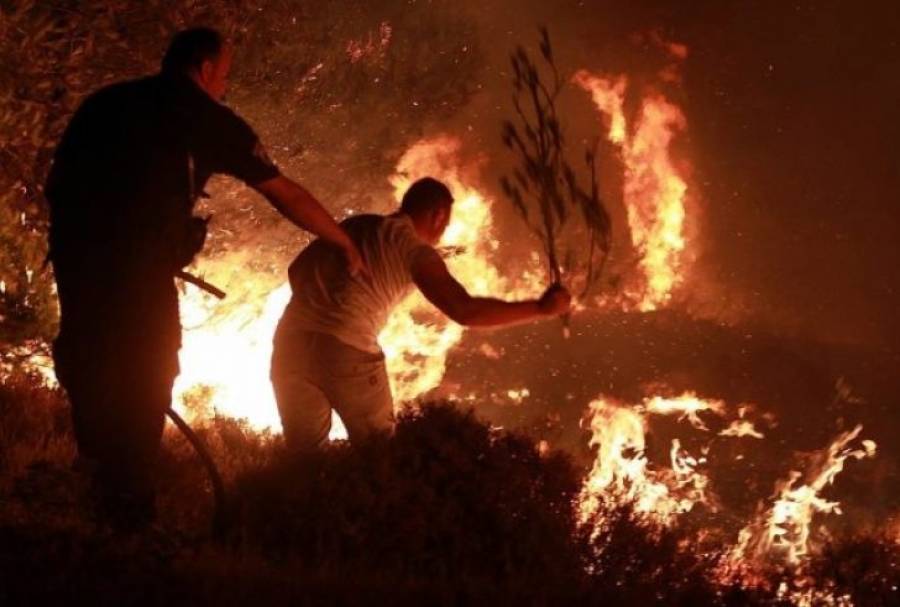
[234,402,586,602]
[0,371,72,481]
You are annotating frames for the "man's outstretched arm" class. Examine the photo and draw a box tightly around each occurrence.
[412,248,570,327]
[254,175,366,276]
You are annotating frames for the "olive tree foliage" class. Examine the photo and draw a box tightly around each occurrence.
[0,0,481,362]
[500,29,611,299]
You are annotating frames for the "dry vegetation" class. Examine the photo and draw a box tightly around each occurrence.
[1,371,897,606]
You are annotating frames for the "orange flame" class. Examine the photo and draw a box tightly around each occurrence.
[729,425,876,566]
[173,278,290,431]
[719,420,765,439]
[575,71,689,311]
[645,392,725,431]
[578,395,714,527]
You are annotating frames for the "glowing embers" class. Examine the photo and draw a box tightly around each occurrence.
[574,71,689,311]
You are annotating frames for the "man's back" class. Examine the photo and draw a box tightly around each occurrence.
[46,73,278,266]
[279,213,433,353]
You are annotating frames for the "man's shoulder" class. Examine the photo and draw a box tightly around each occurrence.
[380,213,423,241]
[345,213,424,244]
[82,75,157,108]
[68,78,151,119]
[340,213,387,238]
[88,74,235,122]
[341,213,384,228]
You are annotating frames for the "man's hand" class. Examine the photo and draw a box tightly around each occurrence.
[342,241,367,279]
[254,175,369,277]
[537,283,572,317]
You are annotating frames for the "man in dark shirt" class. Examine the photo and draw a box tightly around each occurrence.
[46,27,363,527]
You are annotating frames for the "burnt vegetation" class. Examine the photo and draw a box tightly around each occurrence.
[1,371,897,606]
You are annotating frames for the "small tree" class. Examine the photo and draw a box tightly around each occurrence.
[500,28,612,307]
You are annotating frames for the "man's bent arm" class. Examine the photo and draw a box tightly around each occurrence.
[412,249,567,327]
[254,175,365,275]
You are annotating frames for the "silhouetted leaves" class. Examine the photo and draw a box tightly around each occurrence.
[500,29,611,300]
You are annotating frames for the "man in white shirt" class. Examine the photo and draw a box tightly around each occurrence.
[271,177,571,452]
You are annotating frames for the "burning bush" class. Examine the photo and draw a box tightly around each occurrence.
[579,504,758,606]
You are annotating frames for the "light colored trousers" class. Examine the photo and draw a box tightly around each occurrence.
[271,328,394,453]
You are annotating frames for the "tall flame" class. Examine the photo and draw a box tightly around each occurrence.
[575,71,689,311]
[173,272,292,431]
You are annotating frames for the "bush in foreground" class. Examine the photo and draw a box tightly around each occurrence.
[1,373,896,605]
[234,403,585,602]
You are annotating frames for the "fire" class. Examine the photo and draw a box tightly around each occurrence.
[173,136,542,428]
[645,392,725,431]
[720,408,766,439]
[575,71,689,311]
[728,425,877,567]
[173,279,290,431]
[579,391,878,604]
[578,394,715,527]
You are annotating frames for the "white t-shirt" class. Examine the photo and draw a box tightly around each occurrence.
[278,213,434,353]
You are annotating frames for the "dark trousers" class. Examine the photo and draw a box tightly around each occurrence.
[52,252,180,525]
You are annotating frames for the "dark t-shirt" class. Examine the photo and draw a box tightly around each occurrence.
[46,72,279,266]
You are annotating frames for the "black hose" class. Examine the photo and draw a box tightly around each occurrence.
[165,407,228,540]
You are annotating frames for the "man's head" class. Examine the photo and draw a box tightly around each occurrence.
[400,178,454,245]
[161,27,232,100]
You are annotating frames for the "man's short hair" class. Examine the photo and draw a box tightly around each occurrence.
[161,27,224,75]
[400,177,453,216]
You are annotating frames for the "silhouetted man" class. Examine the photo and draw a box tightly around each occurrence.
[46,27,363,527]
[271,177,571,453]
